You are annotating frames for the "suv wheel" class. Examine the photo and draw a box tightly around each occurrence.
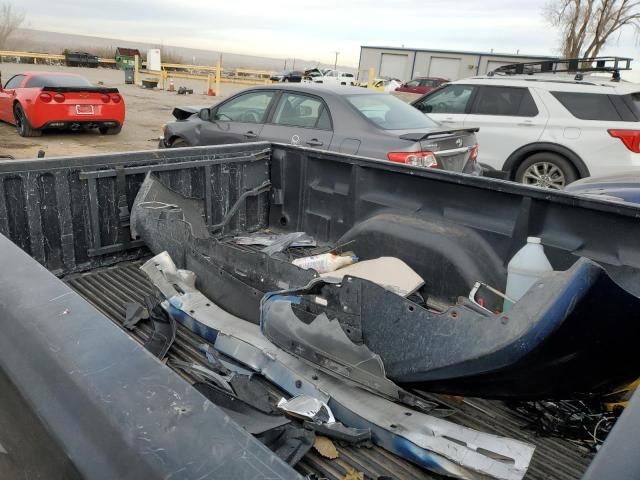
[515,153,577,189]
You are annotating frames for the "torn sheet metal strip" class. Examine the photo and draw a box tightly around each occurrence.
[141,252,535,480]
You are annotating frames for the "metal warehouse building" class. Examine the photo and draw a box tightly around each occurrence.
[358,46,554,82]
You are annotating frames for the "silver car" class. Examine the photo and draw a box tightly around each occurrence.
[161,84,480,173]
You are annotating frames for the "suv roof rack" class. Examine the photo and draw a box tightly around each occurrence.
[488,57,632,82]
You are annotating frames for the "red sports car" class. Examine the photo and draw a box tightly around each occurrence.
[395,77,449,95]
[0,71,125,137]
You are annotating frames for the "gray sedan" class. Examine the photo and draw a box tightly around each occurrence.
[160,84,480,173]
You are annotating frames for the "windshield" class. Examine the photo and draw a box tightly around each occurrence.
[346,94,439,130]
[25,74,93,88]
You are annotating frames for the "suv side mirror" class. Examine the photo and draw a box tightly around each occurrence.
[198,108,211,121]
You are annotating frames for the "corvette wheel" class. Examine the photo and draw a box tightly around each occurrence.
[13,104,42,137]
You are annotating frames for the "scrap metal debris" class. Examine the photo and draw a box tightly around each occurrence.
[193,382,290,435]
[302,420,371,446]
[142,292,176,359]
[233,231,316,249]
[258,425,315,466]
[123,301,148,330]
[509,400,620,452]
[278,396,335,423]
[139,251,536,480]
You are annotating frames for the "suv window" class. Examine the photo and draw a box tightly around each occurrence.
[215,91,275,123]
[472,86,538,117]
[414,85,475,114]
[4,75,24,89]
[272,93,332,130]
[551,92,621,121]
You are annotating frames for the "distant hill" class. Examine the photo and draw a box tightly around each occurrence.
[8,28,353,73]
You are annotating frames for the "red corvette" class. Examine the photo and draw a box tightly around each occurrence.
[0,71,125,137]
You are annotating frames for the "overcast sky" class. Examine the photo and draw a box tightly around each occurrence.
[11,0,640,67]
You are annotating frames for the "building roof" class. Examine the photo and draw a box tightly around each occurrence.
[116,47,141,57]
[360,45,556,60]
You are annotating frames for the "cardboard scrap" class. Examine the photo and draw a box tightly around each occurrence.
[313,435,339,459]
[321,256,424,297]
[342,468,364,480]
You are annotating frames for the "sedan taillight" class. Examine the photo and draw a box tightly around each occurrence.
[53,93,65,103]
[469,144,479,162]
[608,129,640,153]
[110,93,122,103]
[39,92,52,103]
[101,94,111,103]
[387,151,439,168]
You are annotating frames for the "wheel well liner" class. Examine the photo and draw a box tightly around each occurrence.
[502,143,590,179]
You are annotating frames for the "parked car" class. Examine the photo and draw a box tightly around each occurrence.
[396,77,448,94]
[161,84,480,174]
[0,71,124,137]
[313,70,356,86]
[269,70,303,82]
[412,59,640,188]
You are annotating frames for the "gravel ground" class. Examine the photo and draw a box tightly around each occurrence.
[0,63,420,159]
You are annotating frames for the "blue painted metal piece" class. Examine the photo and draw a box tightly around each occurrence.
[141,252,535,480]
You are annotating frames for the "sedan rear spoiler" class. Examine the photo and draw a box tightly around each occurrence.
[399,128,479,142]
[41,86,119,94]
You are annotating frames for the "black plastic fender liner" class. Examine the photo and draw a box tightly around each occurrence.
[0,234,300,480]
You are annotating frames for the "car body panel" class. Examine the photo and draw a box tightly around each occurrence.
[565,172,640,204]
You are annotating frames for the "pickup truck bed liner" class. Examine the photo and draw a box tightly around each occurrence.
[64,261,592,480]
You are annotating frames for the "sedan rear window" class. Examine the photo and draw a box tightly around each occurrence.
[346,94,439,130]
[25,74,93,88]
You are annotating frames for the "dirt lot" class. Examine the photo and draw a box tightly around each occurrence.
[0,63,420,159]
[0,63,247,159]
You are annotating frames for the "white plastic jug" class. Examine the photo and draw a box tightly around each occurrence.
[503,237,553,311]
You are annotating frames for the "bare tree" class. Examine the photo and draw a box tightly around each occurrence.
[0,3,25,50]
[544,0,640,58]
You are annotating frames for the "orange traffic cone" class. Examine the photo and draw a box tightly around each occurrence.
[207,88,216,96]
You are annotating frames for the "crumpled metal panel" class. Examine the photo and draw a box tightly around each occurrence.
[141,251,535,480]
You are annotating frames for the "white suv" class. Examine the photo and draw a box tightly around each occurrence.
[412,71,640,188]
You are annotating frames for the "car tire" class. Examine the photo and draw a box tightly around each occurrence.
[169,137,189,148]
[283,78,289,83]
[99,126,122,135]
[515,152,578,189]
[13,104,42,138]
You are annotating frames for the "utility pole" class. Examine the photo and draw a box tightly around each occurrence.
[292,57,296,69]
[334,51,339,70]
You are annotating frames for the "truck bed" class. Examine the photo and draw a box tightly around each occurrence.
[65,261,593,480]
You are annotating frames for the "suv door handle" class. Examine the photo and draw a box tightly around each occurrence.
[517,121,534,127]
[244,131,258,138]
[305,139,323,147]
[440,118,455,123]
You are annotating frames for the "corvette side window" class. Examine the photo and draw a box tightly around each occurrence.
[4,75,24,89]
